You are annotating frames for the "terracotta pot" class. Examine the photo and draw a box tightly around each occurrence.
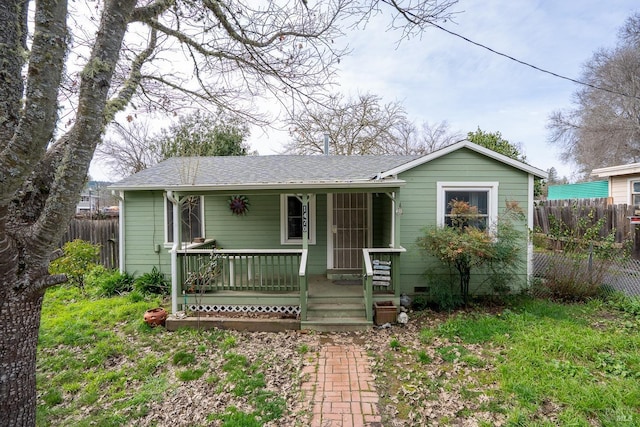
[144,307,167,327]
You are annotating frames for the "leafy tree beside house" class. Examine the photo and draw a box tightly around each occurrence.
[467,128,547,197]
[156,110,251,159]
[467,128,526,162]
[417,200,525,305]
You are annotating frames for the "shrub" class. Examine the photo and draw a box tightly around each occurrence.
[417,201,524,304]
[533,209,629,301]
[86,267,135,296]
[49,239,101,289]
[134,266,169,295]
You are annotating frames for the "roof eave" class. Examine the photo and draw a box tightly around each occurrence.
[378,140,549,179]
[108,179,406,192]
[592,162,640,178]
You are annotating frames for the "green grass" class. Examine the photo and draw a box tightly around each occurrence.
[36,284,298,426]
[373,296,640,426]
[37,282,640,426]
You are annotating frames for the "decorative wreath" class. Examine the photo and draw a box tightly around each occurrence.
[228,195,250,215]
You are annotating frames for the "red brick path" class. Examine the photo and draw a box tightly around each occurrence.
[301,344,383,427]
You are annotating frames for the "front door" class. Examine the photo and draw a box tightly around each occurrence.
[332,193,370,269]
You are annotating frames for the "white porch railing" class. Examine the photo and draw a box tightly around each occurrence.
[176,248,309,318]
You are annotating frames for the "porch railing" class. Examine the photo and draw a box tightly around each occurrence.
[362,248,406,321]
[177,248,305,293]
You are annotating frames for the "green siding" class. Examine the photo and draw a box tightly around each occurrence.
[122,148,532,298]
[123,191,327,276]
[203,193,327,274]
[547,180,608,200]
[123,191,171,277]
[396,148,530,296]
[372,193,392,247]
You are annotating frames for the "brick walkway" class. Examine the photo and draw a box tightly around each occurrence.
[301,344,383,427]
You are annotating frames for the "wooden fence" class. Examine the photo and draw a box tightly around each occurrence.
[534,200,640,258]
[59,218,119,269]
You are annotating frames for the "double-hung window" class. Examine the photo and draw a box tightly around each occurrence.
[437,182,498,231]
[632,181,640,215]
[281,194,316,244]
[166,195,204,244]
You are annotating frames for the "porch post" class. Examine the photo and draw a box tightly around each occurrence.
[301,194,309,320]
[393,189,402,299]
[167,191,182,314]
[301,193,309,250]
[393,190,402,249]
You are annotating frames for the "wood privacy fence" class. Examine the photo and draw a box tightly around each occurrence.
[533,201,640,258]
[59,218,119,269]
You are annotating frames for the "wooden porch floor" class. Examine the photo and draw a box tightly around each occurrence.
[166,275,396,332]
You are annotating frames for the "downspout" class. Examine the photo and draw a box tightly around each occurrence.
[112,191,125,273]
[167,191,181,314]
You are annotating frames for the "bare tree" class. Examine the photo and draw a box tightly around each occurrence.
[547,12,640,177]
[419,120,463,152]
[95,120,159,178]
[0,0,458,422]
[285,93,415,155]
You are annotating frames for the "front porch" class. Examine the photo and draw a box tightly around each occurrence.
[167,247,405,331]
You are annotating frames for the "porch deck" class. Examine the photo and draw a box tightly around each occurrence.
[169,247,403,331]
[166,275,397,332]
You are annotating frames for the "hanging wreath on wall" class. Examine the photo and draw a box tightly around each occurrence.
[228,195,250,215]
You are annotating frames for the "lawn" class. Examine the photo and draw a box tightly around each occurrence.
[36,286,640,426]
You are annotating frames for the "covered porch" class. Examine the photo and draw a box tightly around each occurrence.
[168,245,405,331]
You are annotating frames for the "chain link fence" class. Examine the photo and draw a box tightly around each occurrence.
[533,252,640,297]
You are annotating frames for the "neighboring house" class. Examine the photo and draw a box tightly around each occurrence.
[109,140,547,330]
[547,180,609,201]
[76,181,112,215]
[592,163,640,214]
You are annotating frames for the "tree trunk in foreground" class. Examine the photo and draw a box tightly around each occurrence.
[0,289,45,426]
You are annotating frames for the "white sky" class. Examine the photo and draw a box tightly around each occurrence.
[246,0,638,182]
[91,0,638,182]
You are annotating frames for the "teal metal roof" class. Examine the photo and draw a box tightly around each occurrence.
[547,180,609,200]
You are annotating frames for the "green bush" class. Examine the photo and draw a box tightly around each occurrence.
[86,267,135,296]
[533,209,630,301]
[134,267,168,295]
[49,240,101,289]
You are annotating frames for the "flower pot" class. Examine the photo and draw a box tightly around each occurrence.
[144,307,167,327]
[374,301,397,325]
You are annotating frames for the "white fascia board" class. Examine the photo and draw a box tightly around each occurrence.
[592,162,640,178]
[378,140,548,179]
[108,179,406,192]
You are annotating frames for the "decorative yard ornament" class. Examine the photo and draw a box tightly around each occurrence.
[228,195,250,215]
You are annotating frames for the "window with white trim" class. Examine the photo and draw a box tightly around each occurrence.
[632,181,640,214]
[166,195,204,243]
[281,194,316,244]
[437,182,498,231]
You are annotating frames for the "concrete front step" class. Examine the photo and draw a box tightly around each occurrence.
[307,302,366,319]
[308,296,364,304]
[301,317,372,332]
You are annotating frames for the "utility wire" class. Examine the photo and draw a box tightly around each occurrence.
[428,21,640,101]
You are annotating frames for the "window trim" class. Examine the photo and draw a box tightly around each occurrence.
[164,194,205,245]
[436,182,499,231]
[630,179,640,215]
[280,194,316,245]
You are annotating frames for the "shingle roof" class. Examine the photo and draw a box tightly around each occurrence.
[110,155,420,190]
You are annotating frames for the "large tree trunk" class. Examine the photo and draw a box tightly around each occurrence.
[0,288,45,426]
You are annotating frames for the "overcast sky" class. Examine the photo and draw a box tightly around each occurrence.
[91,1,638,182]
[248,0,638,182]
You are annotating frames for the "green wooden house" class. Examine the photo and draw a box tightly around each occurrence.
[109,140,547,330]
